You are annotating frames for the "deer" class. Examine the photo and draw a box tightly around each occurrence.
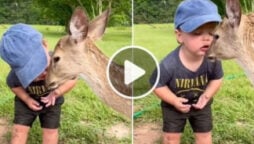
[45,7,132,118]
[208,0,254,86]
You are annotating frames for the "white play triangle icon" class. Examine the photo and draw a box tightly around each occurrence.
[124,60,146,85]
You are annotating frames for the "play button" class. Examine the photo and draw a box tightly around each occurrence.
[106,46,160,99]
[124,60,145,85]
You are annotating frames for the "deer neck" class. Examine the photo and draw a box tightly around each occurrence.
[79,39,110,93]
[78,39,131,118]
[236,55,254,86]
[236,14,254,86]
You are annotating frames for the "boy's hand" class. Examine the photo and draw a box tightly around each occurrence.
[24,97,42,111]
[41,89,60,107]
[173,97,191,113]
[192,94,210,109]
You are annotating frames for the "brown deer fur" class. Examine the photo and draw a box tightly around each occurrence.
[46,7,132,118]
[208,0,254,86]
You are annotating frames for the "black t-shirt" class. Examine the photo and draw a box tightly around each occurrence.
[7,70,64,106]
[150,47,223,107]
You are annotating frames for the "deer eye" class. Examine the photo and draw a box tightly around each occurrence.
[213,34,219,40]
[53,56,60,63]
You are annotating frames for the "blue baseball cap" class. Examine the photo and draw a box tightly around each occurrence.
[174,0,222,33]
[0,23,48,88]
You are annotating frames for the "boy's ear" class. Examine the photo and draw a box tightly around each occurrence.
[175,29,183,44]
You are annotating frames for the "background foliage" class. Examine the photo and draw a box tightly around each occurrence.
[134,0,182,24]
[0,0,131,27]
[212,0,254,15]
[134,0,254,24]
[1,0,253,26]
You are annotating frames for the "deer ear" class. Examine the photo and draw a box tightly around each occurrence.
[69,7,89,41]
[226,0,241,28]
[88,9,110,41]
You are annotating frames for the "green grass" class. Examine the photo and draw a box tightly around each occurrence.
[134,24,254,144]
[0,24,131,144]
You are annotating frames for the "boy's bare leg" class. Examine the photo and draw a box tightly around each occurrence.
[11,124,30,144]
[194,131,212,144]
[42,128,58,144]
[163,132,181,144]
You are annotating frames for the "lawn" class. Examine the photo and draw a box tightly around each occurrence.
[134,24,254,144]
[0,24,131,144]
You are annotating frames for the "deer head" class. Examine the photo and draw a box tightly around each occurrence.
[46,7,132,117]
[46,7,110,89]
[208,0,242,59]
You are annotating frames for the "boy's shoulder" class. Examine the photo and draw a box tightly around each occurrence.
[160,48,179,69]
[7,70,46,88]
[204,58,221,67]
[7,70,21,88]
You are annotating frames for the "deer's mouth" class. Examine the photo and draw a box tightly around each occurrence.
[47,82,58,90]
[47,75,77,90]
[207,56,217,62]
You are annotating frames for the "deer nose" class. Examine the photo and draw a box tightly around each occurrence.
[48,82,58,90]
[207,54,216,62]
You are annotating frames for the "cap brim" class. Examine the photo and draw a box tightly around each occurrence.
[15,44,47,88]
[180,14,222,33]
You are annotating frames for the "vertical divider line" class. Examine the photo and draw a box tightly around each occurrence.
[132,0,134,46]
[131,0,134,144]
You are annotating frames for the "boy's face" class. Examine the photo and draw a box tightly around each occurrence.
[175,22,218,57]
[35,68,48,81]
[34,40,50,81]
[42,40,50,67]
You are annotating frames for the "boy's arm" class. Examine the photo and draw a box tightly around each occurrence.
[154,86,191,113]
[11,87,42,111]
[41,79,77,107]
[192,78,223,109]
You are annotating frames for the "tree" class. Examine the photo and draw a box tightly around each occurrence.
[134,0,182,24]
[34,0,131,26]
[212,0,254,16]
[0,0,130,26]
[0,0,43,24]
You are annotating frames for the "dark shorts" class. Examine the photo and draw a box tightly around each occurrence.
[161,103,212,133]
[14,97,62,129]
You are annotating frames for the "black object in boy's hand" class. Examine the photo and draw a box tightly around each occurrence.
[183,97,198,105]
[182,93,200,105]
[33,91,50,108]
[33,96,47,108]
